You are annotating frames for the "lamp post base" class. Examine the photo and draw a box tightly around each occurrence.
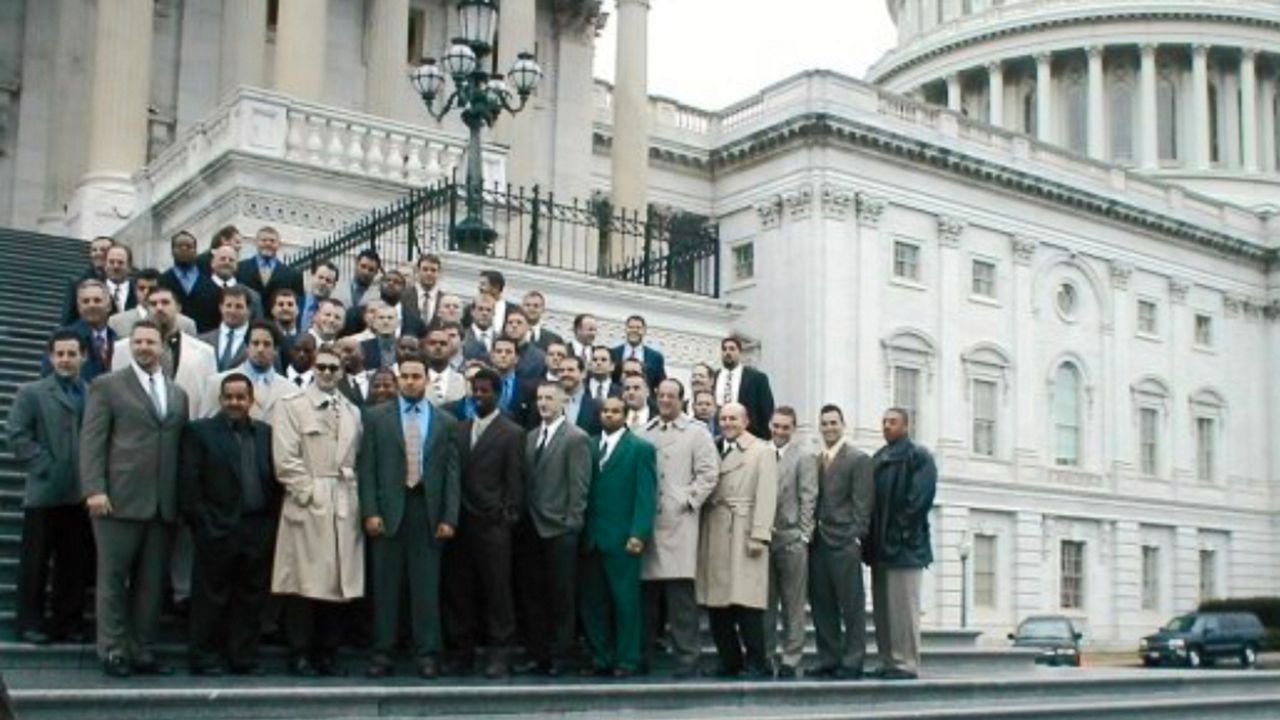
[451,216,497,255]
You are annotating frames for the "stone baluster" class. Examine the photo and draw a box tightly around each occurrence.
[366,129,387,178]
[305,116,326,165]
[405,138,427,184]
[285,110,307,161]
[425,142,443,182]
[326,121,347,169]
[384,133,407,181]
[346,125,367,174]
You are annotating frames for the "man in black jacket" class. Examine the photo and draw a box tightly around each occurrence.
[235,226,305,306]
[158,231,219,331]
[178,373,281,675]
[713,336,775,440]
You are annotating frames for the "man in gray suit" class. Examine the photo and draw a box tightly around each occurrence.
[765,407,817,678]
[8,329,93,644]
[808,404,874,679]
[80,320,189,677]
[107,268,198,338]
[640,378,718,678]
[514,381,591,675]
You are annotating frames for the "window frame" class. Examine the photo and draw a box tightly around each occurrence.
[1136,298,1159,337]
[730,240,756,284]
[971,257,997,300]
[1141,545,1160,611]
[972,533,998,609]
[1052,361,1084,467]
[892,240,922,283]
[1060,540,1085,610]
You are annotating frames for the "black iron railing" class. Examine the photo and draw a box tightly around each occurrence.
[286,178,721,298]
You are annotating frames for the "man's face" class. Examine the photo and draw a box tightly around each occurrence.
[537,384,564,422]
[559,360,582,392]
[625,318,645,345]
[398,361,428,401]
[473,379,498,416]
[721,342,741,368]
[693,393,716,421]
[575,316,598,345]
[471,297,494,329]
[622,360,644,379]
[289,335,317,371]
[370,372,398,403]
[246,328,277,369]
[771,413,796,447]
[622,376,648,410]
[49,339,84,379]
[89,238,113,269]
[439,295,463,322]
[78,287,110,326]
[311,267,337,298]
[504,314,529,343]
[273,295,298,325]
[135,278,157,306]
[478,276,499,298]
[356,257,380,284]
[590,349,613,378]
[336,338,363,371]
[220,380,253,421]
[522,295,545,325]
[225,232,243,252]
[444,327,462,355]
[220,295,249,328]
[104,248,130,282]
[719,405,746,441]
[545,344,566,372]
[655,381,682,421]
[211,247,238,279]
[172,234,198,265]
[380,274,405,303]
[395,336,419,363]
[820,411,845,446]
[312,351,343,391]
[130,327,163,371]
[314,303,344,338]
[148,291,180,332]
[600,397,626,433]
[490,342,516,372]
[374,308,398,336]
[883,411,909,443]
[691,365,712,393]
[423,331,450,362]
[418,260,440,289]
[256,230,280,258]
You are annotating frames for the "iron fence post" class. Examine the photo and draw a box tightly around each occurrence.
[713,225,722,298]
[447,174,459,252]
[527,184,541,266]
[642,206,653,287]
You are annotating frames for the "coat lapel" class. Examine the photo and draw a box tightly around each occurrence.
[43,378,75,412]
[537,422,567,469]
[123,369,162,426]
[213,422,243,481]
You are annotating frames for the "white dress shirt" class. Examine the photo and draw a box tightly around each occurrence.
[132,361,167,417]
[537,416,566,451]
[286,366,314,387]
[218,323,246,359]
[106,279,129,311]
[599,427,626,465]
[716,365,743,406]
[626,405,650,430]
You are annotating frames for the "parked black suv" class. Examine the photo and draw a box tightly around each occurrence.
[1139,611,1265,668]
[1007,615,1083,667]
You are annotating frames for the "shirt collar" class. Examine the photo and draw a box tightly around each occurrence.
[399,395,426,415]
[823,437,847,460]
[603,427,626,444]
[256,254,278,269]
[131,361,162,384]
[541,415,565,437]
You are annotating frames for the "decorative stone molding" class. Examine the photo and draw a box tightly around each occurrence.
[855,193,887,228]
[819,184,856,219]
[1223,293,1244,318]
[1109,260,1134,289]
[553,0,608,39]
[781,185,814,220]
[1168,277,1191,304]
[1010,234,1038,266]
[755,195,782,229]
[937,215,967,247]
[240,190,364,232]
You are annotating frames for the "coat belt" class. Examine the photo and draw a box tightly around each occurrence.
[711,498,754,518]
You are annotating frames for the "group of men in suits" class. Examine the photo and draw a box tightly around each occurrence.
[12,232,939,682]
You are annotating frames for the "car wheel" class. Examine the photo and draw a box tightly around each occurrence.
[1186,648,1202,668]
[1142,657,1157,668]
[1241,644,1257,668]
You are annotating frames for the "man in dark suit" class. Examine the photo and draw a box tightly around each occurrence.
[403,253,444,323]
[359,355,461,679]
[503,309,547,385]
[559,356,600,436]
[443,367,524,678]
[713,336,776,440]
[335,336,371,407]
[359,304,402,370]
[179,373,281,675]
[80,320,189,677]
[514,382,591,675]
[159,231,219,326]
[8,330,93,644]
[199,286,254,373]
[47,280,117,383]
[586,346,622,404]
[200,246,264,332]
[580,396,657,677]
[488,337,535,427]
[100,245,138,317]
[235,226,305,307]
[61,236,114,324]
[611,315,665,391]
[461,270,519,331]
[692,390,720,439]
[521,291,564,351]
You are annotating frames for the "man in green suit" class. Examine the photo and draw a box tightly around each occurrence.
[580,396,657,677]
[358,353,461,679]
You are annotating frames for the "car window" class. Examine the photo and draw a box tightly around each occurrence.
[1017,618,1072,639]
[1202,617,1219,633]
[1163,615,1196,632]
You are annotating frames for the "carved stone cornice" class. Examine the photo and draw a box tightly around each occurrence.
[1110,260,1134,289]
[1011,234,1038,266]
[1223,292,1244,318]
[781,185,813,220]
[820,184,855,220]
[937,215,967,247]
[553,0,608,39]
[1168,277,1191,304]
[755,195,782,230]
[855,193,887,228]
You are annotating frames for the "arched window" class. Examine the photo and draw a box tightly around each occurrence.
[1109,73,1134,163]
[1157,67,1179,161]
[1065,65,1087,153]
[1209,81,1221,164]
[1053,362,1082,466]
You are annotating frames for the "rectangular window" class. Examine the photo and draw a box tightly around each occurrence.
[893,366,920,436]
[973,534,997,608]
[1139,407,1159,476]
[1141,546,1160,611]
[972,379,997,456]
[1137,300,1157,334]
[1196,417,1215,481]
[1198,549,1217,603]
[1060,540,1085,609]
[1194,314,1213,346]
[407,8,426,63]
[893,242,920,281]
[732,242,755,281]
[972,259,996,298]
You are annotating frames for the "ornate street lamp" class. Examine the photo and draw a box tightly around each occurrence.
[410,0,542,254]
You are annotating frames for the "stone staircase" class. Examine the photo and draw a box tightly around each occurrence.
[0,228,90,638]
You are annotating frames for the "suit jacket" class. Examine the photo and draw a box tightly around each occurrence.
[773,442,818,546]
[333,277,383,309]
[360,336,399,371]
[197,366,301,420]
[584,430,657,554]
[79,368,189,521]
[189,281,264,333]
[42,321,116,383]
[427,367,467,406]
[816,443,874,548]
[611,343,666,390]
[496,373,537,428]
[640,415,720,580]
[108,308,198,339]
[235,257,305,313]
[159,268,221,333]
[337,372,370,408]
[565,390,602,436]
[342,302,426,339]
[456,413,525,523]
[584,377,623,403]
[462,329,492,363]
[514,342,547,385]
[716,365,776,440]
[402,284,443,323]
[102,279,138,316]
[7,375,84,507]
[524,420,592,539]
[178,415,280,541]
[358,401,461,537]
[200,326,250,372]
[462,299,520,331]
[529,326,565,352]
[111,332,217,420]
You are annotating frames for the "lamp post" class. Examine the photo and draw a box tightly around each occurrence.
[958,538,972,629]
[409,0,542,255]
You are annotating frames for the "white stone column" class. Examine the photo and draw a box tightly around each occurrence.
[1014,511,1046,620]
[1035,51,1053,143]
[1010,234,1039,466]
[1262,72,1277,173]
[1086,46,1105,159]
[987,61,1004,127]
[551,11,601,267]
[946,73,962,112]
[495,0,539,190]
[366,0,409,117]
[1139,43,1159,169]
[220,0,267,96]
[273,0,329,102]
[936,216,966,456]
[612,0,650,222]
[1192,44,1210,170]
[1240,49,1259,173]
[854,194,888,445]
[1174,527,1200,613]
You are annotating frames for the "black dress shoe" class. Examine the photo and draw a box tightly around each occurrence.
[134,660,175,676]
[581,665,612,677]
[103,654,132,678]
[612,667,635,679]
[418,657,440,679]
[514,660,550,675]
[484,658,510,679]
[366,661,393,678]
[289,657,320,677]
[19,629,50,645]
[808,665,838,678]
[878,668,918,681]
[316,658,348,677]
[834,667,864,680]
[776,664,797,679]
[672,662,700,680]
[714,665,743,678]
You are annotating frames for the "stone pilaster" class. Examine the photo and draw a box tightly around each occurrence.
[1240,49,1259,173]
[1191,44,1210,170]
[274,0,329,101]
[987,61,1004,127]
[1035,52,1053,143]
[366,0,410,117]
[855,193,888,443]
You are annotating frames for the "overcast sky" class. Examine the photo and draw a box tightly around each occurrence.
[592,1,899,110]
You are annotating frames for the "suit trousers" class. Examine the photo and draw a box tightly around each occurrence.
[91,516,167,661]
[579,549,642,672]
[765,539,809,669]
[643,579,701,670]
[17,504,93,636]
[189,513,276,668]
[514,528,580,666]
[442,512,516,659]
[871,566,922,675]
[707,605,767,675]
[284,595,347,662]
[809,538,867,672]
[370,485,445,660]
[169,521,194,601]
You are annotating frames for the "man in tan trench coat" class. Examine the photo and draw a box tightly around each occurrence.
[271,345,364,676]
[696,403,777,678]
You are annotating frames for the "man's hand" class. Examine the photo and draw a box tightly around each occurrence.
[625,537,645,556]
[435,523,456,540]
[364,516,385,537]
[746,539,767,557]
[85,494,113,518]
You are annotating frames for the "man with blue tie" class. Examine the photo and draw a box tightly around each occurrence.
[235,227,304,307]
[199,286,253,372]
[489,337,534,426]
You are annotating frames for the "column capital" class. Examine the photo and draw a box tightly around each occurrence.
[1192,43,1210,58]
[856,193,888,228]
[1139,42,1158,56]
[986,59,1003,74]
[1085,45,1104,60]
[1011,234,1038,265]
[937,215,967,247]
[1035,51,1053,65]
[1242,47,1258,62]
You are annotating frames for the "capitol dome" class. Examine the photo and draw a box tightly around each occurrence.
[867,0,1280,210]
